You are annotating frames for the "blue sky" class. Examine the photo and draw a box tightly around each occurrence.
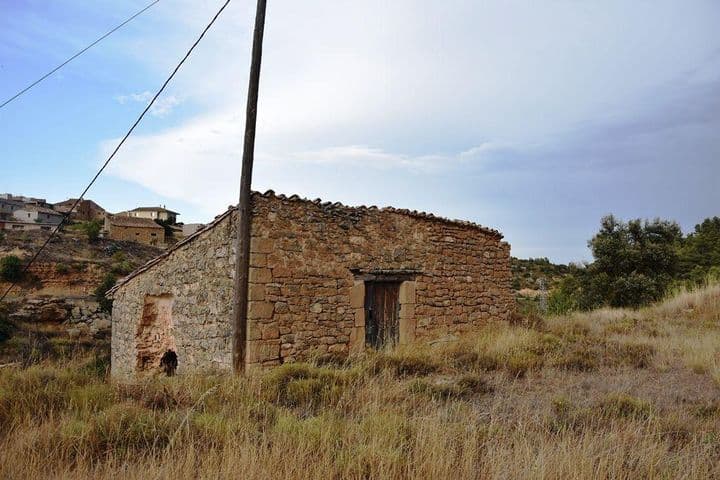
[1,0,719,263]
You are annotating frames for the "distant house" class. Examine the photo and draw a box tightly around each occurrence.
[0,220,55,232]
[13,205,64,225]
[119,206,179,224]
[54,198,106,222]
[104,215,165,246]
[0,193,52,208]
[0,198,23,220]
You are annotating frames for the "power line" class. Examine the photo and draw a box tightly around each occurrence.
[0,0,233,303]
[0,0,161,110]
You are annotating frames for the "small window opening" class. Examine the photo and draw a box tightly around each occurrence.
[160,350,178,376]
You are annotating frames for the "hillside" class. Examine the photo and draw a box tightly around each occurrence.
[0,284,718,478]
[0,230,163,358]
[0,230,163,298]
[511,256,570,294]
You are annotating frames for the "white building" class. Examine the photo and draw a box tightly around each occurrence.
[119,206,179,224]
[13,205,64,225]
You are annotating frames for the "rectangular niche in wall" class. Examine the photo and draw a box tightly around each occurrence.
[136,294,176,373]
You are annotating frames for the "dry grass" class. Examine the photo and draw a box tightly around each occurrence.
[0,284,719,479]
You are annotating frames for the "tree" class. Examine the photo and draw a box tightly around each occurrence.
[585,215,682,308]
[679,217,720,283]
[154,219,175,238]
[0,255,23,282]
[95,273,117,313]
[79,220,102,242]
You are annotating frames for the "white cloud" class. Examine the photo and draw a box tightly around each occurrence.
[116,91,182,117]
[97,0,720,262]
[104,105,506,215]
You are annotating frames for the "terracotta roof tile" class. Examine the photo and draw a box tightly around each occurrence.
[108,216,164,229]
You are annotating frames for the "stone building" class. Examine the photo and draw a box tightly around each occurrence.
[119,206,179,224]
[54,198,106,222]
[13,205,63,224]
[104,216,165,246]
[108,191,512,377]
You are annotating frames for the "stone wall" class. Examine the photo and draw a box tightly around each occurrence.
[110,192,512,377]
[246,194,512,369]
[9,297,111,337]
[107,225,164,246]
[110,215,234,377]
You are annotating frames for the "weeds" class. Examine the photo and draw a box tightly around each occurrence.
[364,350,440,377]
[598,393,653,420]
[409,373,492,400]
[0,285,718,478]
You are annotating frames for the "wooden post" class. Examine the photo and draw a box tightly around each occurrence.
[233,0,268,373]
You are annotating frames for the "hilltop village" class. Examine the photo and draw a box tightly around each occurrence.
[0,192,204,246]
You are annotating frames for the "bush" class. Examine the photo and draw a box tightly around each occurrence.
[0,309,15,343]
[94,273,117,313]
[55,263,70,275]
[72,262,88,272]
[598,393,653,420]
[111,260,134,276]
[547,281,579,315]
[262,363,354,412]
[505,350,543,378]
[0,255,23,282]
[409,374,492,400]
[79,221,102,242]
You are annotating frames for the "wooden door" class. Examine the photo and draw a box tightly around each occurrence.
[365,281,400,349]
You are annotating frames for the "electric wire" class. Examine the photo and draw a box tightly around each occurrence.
[0,0,233,302]
[0,0,161,110]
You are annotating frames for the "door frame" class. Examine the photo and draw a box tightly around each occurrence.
[364,280,402,349]
[349,270,419,353]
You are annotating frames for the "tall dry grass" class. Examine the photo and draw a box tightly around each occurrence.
[0,284,719,479]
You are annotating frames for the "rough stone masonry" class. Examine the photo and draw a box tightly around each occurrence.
[108,191,513,377]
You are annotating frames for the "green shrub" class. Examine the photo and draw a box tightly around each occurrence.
[94,273,117,313]
[0,255,23,282]
[409,374,492,400]
[505,350,543,378]
[599,393,652,420]
[72,262,88,272]
[262,363,355,411]
[606,341,655,368]
[55,263,70,275]
[547,283,579,315]
[552,347,597,371]
[111,260,134,276]
[79,220,102,242]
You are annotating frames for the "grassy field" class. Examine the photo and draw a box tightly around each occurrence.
[0,285,718,479]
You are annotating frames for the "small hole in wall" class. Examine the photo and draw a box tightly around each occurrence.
[160,350,178,376]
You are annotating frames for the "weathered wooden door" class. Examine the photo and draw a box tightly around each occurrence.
[365,281,400,349]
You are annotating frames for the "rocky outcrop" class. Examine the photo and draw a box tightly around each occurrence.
[9,297,111,337]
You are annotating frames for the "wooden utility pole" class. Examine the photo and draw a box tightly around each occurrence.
[232,0,268,373]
